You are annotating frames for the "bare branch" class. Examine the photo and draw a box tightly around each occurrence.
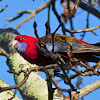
[71,0,100,18]
[66,80,100,100]
[52,0,66,35]
[0,5,8,13]
[65,25,100,34]
[0,74,28,92]
[0,47,11,59]
[5,1,51,29]
[5,10,33,26]
[8,89,17,100]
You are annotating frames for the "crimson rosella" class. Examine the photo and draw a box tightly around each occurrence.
[13,34,100,66]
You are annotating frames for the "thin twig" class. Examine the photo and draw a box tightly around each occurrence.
[5,1,51,29]
[66,80,100,100]
[14,1,51,29]
[0,47,11,59]
[0,5,8,13]
[0,74,28,92]
[52,0,66,35]
[71,0,100,18]
[5,10,33,26]
[81,12,89,40]
[64,25,100,33]
[52,77,61,89]
[8,89,17,100]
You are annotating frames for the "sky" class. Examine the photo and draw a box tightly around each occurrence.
[0,0,100,100]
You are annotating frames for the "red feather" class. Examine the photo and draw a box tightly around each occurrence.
[14,34,100,66]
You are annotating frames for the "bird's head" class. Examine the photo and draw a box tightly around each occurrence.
[13,35,38,59]
[15,35,38,43]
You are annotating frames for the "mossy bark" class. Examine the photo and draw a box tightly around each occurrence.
[0,79,20,100]
[8,53,48,100]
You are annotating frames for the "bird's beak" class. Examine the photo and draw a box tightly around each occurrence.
[12,40,18,49]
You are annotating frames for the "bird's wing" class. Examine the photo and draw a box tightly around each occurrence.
[72,44,100,53]
[40,34,100,54]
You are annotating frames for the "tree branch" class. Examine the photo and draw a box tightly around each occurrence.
[0,79,20,100]
[71,0,100,18]
[66,80,100,100]
[5,1,51,29]
[65,25,100,34]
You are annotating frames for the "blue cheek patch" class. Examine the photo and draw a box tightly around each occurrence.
[16,42,27,52]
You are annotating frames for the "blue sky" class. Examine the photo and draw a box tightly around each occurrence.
[0,0,100,100]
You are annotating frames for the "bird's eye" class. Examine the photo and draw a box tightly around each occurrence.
[20,37,25,40]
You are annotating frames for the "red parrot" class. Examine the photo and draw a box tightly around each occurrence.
[13,34,100,66]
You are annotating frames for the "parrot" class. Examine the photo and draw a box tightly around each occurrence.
[13,34,100,66]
